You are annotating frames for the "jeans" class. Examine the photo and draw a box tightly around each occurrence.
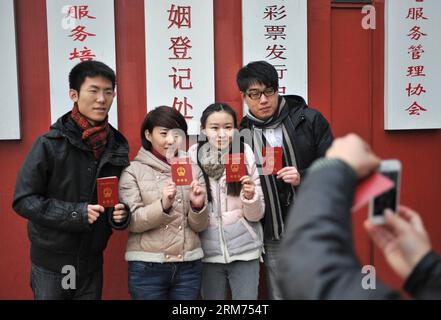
[201,259,260,300]
[264,239,283,300]
[128,260,202,300]
[30,263,103,300]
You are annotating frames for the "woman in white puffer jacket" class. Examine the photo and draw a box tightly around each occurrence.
[188,103,265,300]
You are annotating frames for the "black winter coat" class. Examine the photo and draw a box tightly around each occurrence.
[13,112,130,276]
[278,159,441,299]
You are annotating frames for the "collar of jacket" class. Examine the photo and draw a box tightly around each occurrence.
[134,147,189,174]
[240,94,308,130]
[48,111,130,167]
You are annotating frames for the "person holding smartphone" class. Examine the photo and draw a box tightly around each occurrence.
[277,133,441,299]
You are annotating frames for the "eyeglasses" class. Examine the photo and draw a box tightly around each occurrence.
[245,87,277,100]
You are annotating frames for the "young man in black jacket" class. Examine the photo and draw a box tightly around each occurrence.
[237,60,334,299]
[278,133,441,299]
[13,61,131,300]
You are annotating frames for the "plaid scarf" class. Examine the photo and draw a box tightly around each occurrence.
[244,97,297,240]
[70,103,110,160]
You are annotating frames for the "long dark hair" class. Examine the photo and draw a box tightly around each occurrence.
[197,103,247,202]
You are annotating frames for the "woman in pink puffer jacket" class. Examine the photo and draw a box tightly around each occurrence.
[188,103,265,300]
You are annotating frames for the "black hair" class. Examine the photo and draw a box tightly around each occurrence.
[69,60,116,92]
[236,60,279,93]
[140,106,188,151]
[197,103,247,202]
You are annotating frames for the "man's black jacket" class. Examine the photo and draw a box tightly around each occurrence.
[13,112,130,276]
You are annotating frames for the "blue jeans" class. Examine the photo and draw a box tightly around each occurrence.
[128,260,202,300]
[30,263,103,300]
[201,259,260,300]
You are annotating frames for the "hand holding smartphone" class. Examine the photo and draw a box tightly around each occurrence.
[368,159,401,224]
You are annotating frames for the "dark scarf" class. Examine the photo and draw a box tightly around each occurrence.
[70,103,110,160]
[245,97,298,240]
[198,142,226,181]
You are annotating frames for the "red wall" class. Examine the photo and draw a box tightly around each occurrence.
[1,0,440,299]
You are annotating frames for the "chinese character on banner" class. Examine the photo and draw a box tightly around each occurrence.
[405,101,427,115]
[264,25,286,40]
[406,65,426,77]
[405,7,428,20]
[408,44,425,60]
[405,83,426,97]
[273,64,287,79]
[66,5,96,20]
[173,97,193,119]
[169,36,192,60]
[263,5,286,21]
[265,44,286,60]
[169,67,193,89]
[406,26,428,40]
[69,47,96,61]
[168,5,191,29]
[69,25,96,42]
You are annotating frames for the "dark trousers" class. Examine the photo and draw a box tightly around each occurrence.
[30,263,103,300]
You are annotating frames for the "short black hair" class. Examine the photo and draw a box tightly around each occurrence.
[69,60,116,92]
[140,106,188,150]
[236,60,279,93]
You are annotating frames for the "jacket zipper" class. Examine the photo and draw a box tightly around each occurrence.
[77,158,99,276]
[217,182,229,263]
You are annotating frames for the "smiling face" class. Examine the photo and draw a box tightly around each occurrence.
[145,126,183,158]
[69,76,115,125]
[202,111,235,150]
[242,83,279,121]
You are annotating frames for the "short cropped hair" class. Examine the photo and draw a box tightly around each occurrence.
[236,60,279,93]
[69,60,116,92]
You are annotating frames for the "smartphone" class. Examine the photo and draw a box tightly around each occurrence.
[368,159,401,224]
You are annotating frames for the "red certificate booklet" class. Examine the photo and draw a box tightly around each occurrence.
[262,147,283,175]
[171,157,193,186]
[352,172,395,212]
[97,176,119,208]
[225,153,247,183]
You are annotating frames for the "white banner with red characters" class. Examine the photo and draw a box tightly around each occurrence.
[385,0,441,129]
[46,0,118,127]
[145,0,215,135]
[241,0,308,102]
[0,0,20,140]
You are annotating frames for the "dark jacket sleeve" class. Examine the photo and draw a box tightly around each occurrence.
[404,251,441,300]
[277,159,401,299]
[312,110,334,158]
[12,137,90,232]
